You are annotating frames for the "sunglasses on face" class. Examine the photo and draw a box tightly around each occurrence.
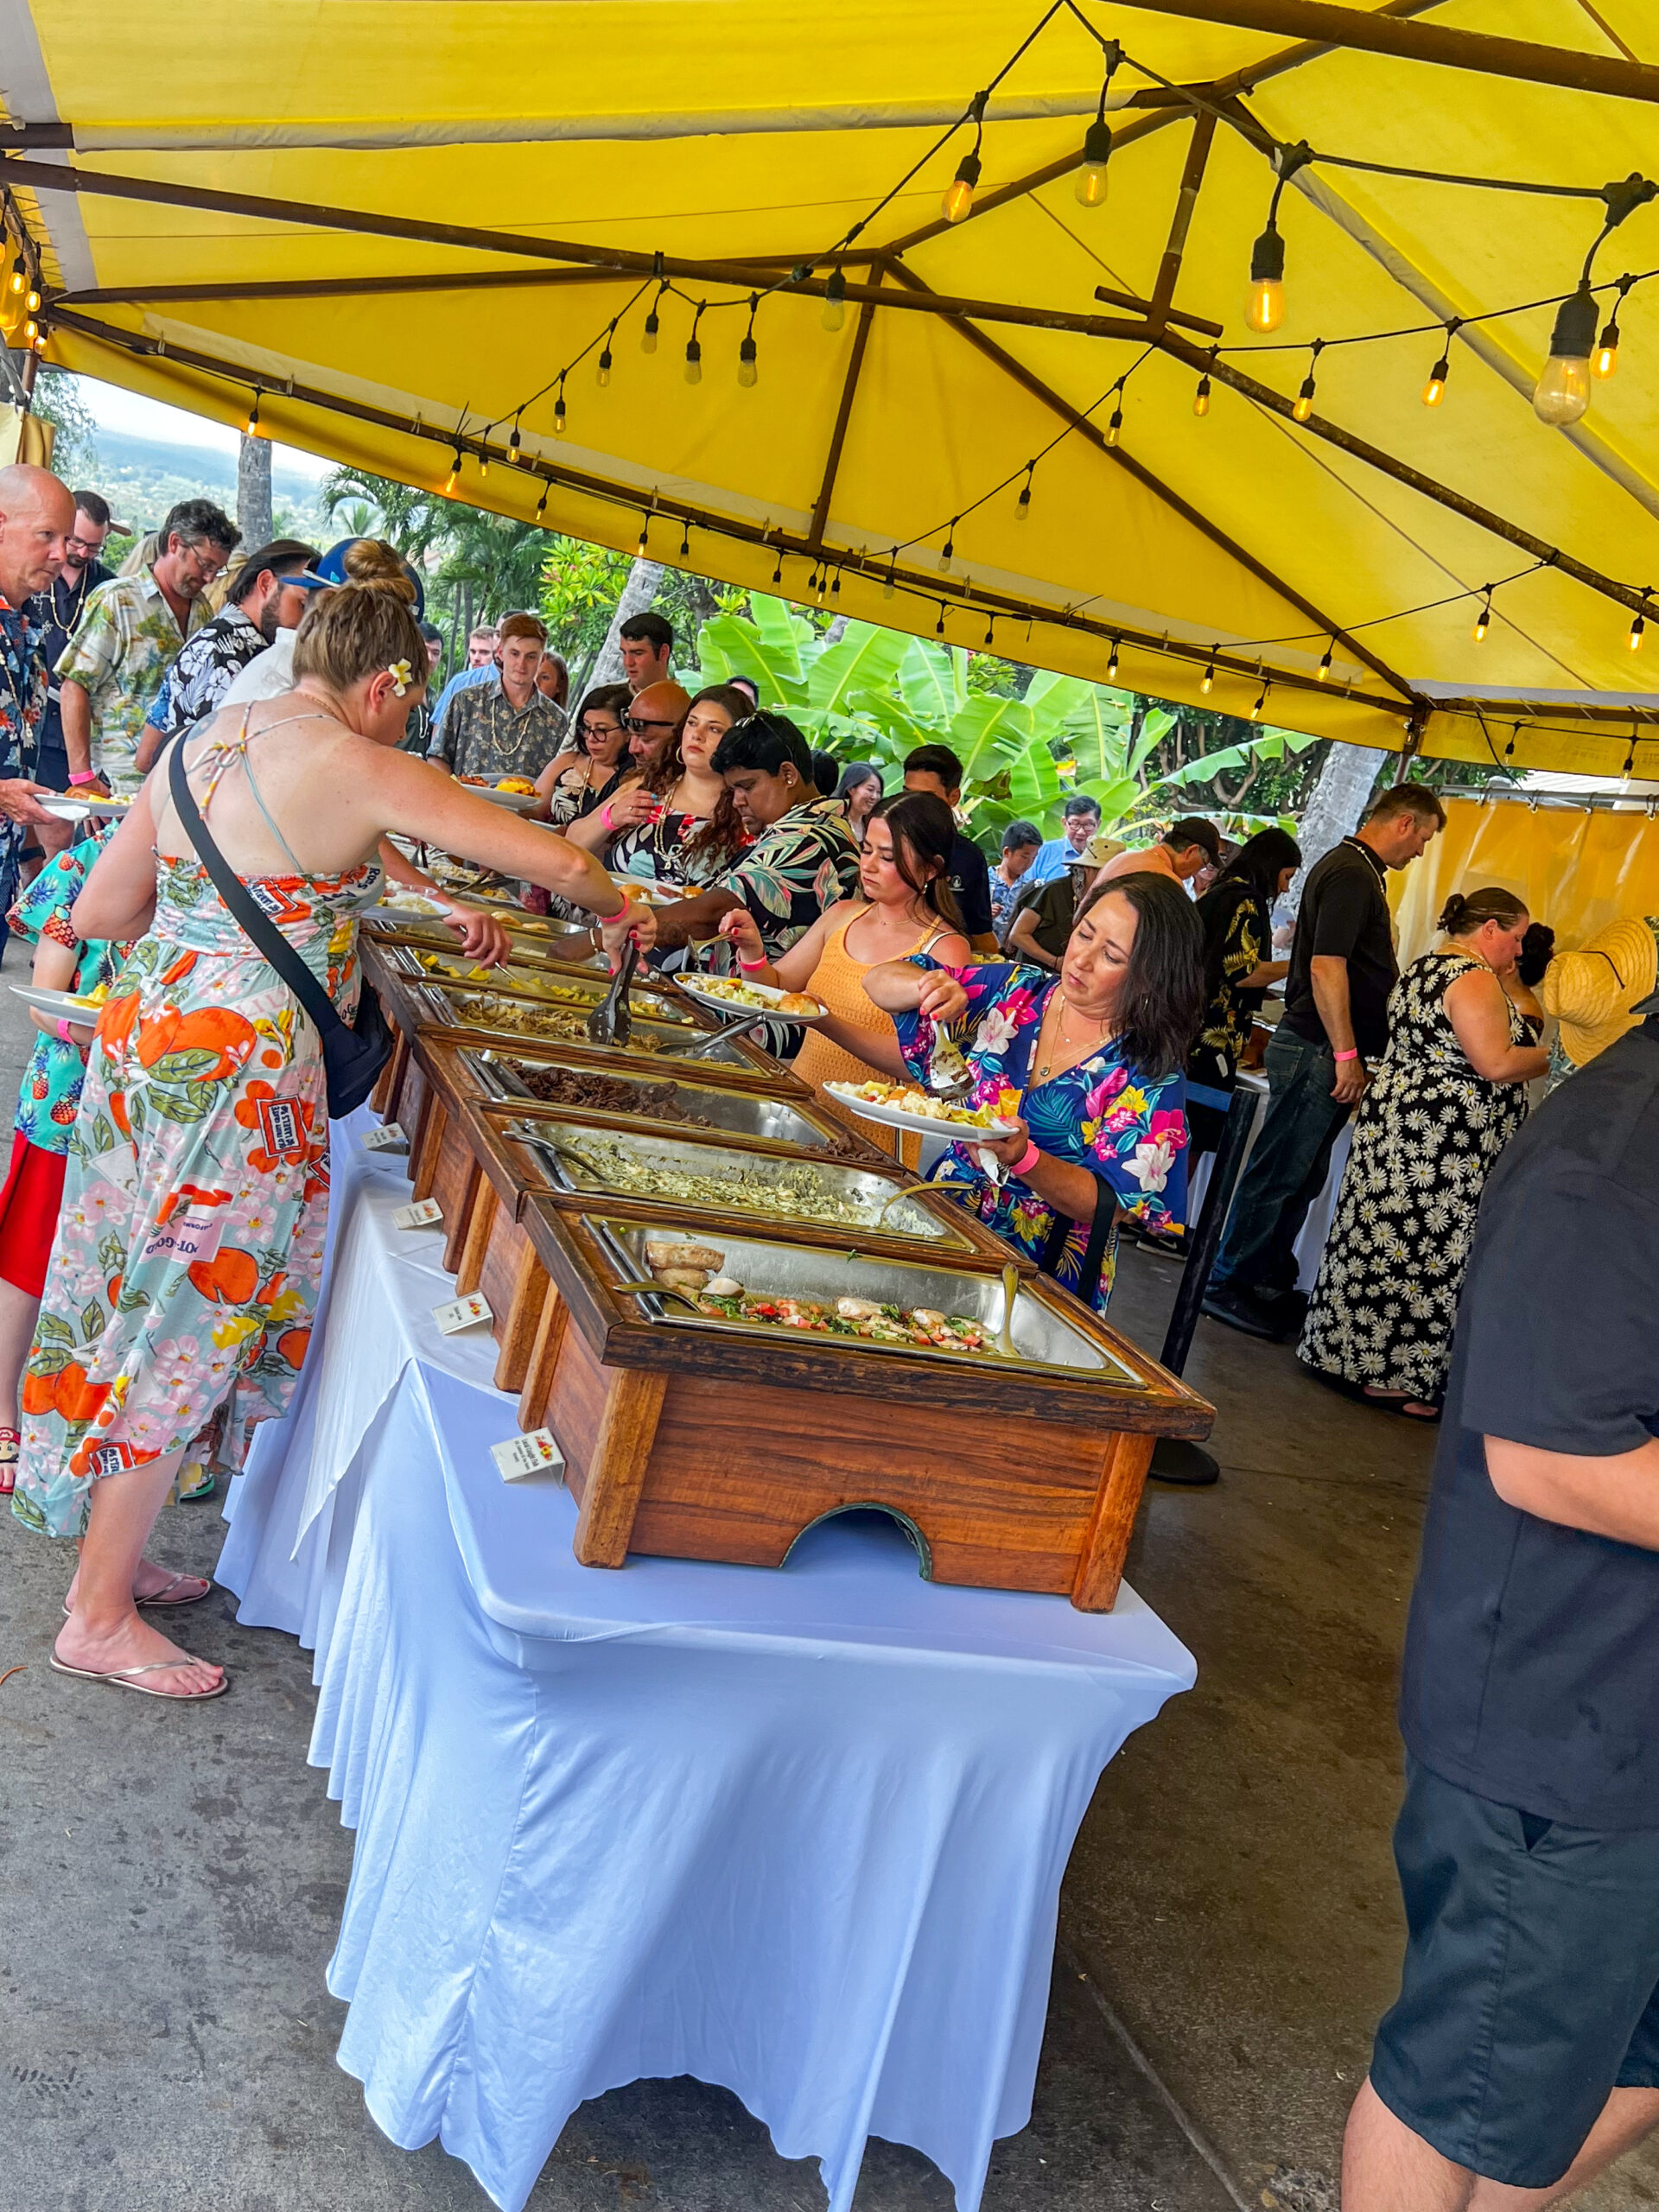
[624,715,677,734]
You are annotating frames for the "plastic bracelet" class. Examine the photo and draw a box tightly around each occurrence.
[67,770,99,787]
[600,801,615,830]
[1012,1140,1041,1177]
[1332,1047,1360,1062]
[55,1017,75,1044]
[737,956,768,972]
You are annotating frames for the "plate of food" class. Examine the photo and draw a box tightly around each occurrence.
[9,983,108,1024]
[608,875,684,906]
[459,776,543,814]
[378,889,455,920]
[823,1077,1018,1140]
[676,972,828,1024]
[37,791,132,823]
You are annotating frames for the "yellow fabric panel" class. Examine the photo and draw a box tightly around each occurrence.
[1392,798,1659,968]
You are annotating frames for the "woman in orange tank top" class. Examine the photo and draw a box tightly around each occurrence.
[715,793,972,1161]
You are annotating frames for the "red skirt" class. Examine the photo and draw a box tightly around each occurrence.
[0,1128,67,1298]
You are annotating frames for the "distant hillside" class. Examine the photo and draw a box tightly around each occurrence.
[86,428,331,543]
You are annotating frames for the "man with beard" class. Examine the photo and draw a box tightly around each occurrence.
[134,537,320,771]
[21,487,113,792]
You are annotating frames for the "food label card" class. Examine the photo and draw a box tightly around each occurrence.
[363,1121,408,1153]
[492,1428,564,1484]
[432,1292,492,1334]
[392,1198,443,1230]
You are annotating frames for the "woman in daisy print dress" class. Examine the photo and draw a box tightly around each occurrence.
[14,557,653,1703]
[862,873,1204,1314]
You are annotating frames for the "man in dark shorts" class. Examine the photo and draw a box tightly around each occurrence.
[1344,993,1659,2208]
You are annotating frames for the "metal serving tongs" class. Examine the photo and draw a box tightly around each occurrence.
[613,1278,706,1314]
[678,1010,766,1060]
[585,937,638,1047]
[998,1261,1020,1361]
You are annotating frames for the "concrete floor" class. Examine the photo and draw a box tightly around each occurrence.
[2,970,1656,2212]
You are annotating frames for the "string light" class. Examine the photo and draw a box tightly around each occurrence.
[679,521,692,559]
[1624,723,1638,779]
[738,295,759,388]
[1317,640,1333,680]
[1192,372,1211,417]
[983,614,996,647]
[883,549,898,601]
[553,377,567,436]
[1293,339,1323,423]
[1422,328,1452,407]
[535,481,550,522]
[596,325,616,387]
[1594,276,1632,378]
[935,601,948,636]
[941,91,987,224]
[1534,282,1598,426]
[1630,591,1649,651]
[1472,587,1493,642]
[641,300,662,353]
[1503,725,1519,763]
[830,569,842,601]
[771,550,784,584]
[24,285,40,315]
[1107,638,1121,682]
[938,523,957,574]
[507,417,522,464]
[1244,142,1311,334]
[1251,682,1269,721]
[821,270,847,333]
[638,512,652,554]
[478,449,490,479]
[1200,656,1215,695]
[1074,46,1119,210]
[5,257,22,297]
[1106,384,1124,447]
[244,390,262,438]
[1015,462,1034,521]
[443,446,461,497]
[685,308,704,385]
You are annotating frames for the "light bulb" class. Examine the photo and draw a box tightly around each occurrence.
[1472,601,1491,643]
[444,461,460,496]
[1251,690,1266,721]
[1074,118,1111,210]
[938,539,954,574]
[1245,219,1287,334]
[1293,374,1316,423]
[684,339,702,385]
[24,288,40,315]
[1106,404,1122,448]
[553,396,567,436]
[941,149,981,226]
[244,395,261,436]
[536,486,549,520]
[1107,641,1120,682]
[6,261,22,296]
[508,427,522,464]
[738,335,758,387]
[22,319,37,346]
[640,310,658,354]
[821,270,846,333]
[478,454,489,478]
[1201,662,1215,695]
[30,329,45,355]
[1630,612,1645,652]
[1318,646,1332,680]
[1534,283,1598,425]
[1192,376,1211,417]
[596,349,613,388]
[1423,355,1449,406]
[1594,320,1620,378]
[1015,484,1031,522]
[882,571,895,601]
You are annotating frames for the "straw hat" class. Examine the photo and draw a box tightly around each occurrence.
[1539,913,1659,1068]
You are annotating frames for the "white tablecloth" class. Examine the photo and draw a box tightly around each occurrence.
[217,1119,1196,2212]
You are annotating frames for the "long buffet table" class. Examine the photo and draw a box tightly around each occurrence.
[213,906,1216,2209]
[217,1114,1197,2212]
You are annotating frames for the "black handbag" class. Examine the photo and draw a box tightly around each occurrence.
[168,735,391,1118]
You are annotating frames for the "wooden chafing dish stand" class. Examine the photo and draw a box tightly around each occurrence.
[513,1202,1211,1616]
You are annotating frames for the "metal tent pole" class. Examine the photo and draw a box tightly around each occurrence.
[1149,1084,1259,1485]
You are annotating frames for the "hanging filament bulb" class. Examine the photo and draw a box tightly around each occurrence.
[1630,601,1648,652]
[1105,387,1124,447]
[772,552,784,585]
[738,334,758,388]
[536,482,550,521]
[244,390,262,438]
[1318,642,1333,680]
[938,527,956,575]
[679,523,691,559]
[1293,346,1319,423]
[443,448,461,497]
[1107,639,1121,683]
[1472,590,1492,643]
[1595,315,1622,379]
[508,422,522,465]
[684,336,702,385]
[24,286,40,315]
[6,257,23,297]
[1192,373,1211,418]
[1075,110,1112,209]
[942,148,981,226]
[637,515,651,554]
[1534,283,1598,426]
[935,603,947,636]
[596,338,614,388]
[830,569,841,601]
[821,270,846,333]
[22,318,37,346]
[477,450,490,479]
[983,616,996,647]
[1016,476,1033,522]
[1245,219,1286,334]
[1423,350,1450,407]
[1201,658,1215,696]
[641,306,659,353]
[1251,685,1268,721]
[554,380,568,436]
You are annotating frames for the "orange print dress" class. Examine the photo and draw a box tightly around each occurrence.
[11,847,381,1540]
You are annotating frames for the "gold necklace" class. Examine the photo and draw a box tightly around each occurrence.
[1033,988,1110,1084]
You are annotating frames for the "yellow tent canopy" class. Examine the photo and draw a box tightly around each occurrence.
[6,0,1659,772]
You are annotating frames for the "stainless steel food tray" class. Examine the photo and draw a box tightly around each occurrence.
[386,944,692,1020]
[591,1217,1144,1383]
[506,1123,968,1246]
[463,1052,861,1152]
[405,979,758,1068]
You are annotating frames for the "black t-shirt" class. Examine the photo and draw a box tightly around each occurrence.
[1281,836,1396,1060]
[949,832,994,940]
[22,560,113,753]
[1009,874,1075,961]
[1399,1016,1659,1828]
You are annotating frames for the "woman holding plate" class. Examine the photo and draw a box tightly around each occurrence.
[861,874,1203,1315]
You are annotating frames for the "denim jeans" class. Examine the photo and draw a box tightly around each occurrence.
[1211,1025,1353,1296]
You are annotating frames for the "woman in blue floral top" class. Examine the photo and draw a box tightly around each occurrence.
[862,873,1205,1314]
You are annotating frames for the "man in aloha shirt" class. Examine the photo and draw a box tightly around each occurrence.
[138,537,320,762]
[55,495,235,797]
[0,465,79,906]
[429,612,567,783]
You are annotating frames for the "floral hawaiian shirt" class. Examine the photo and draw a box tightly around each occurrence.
[713,795,861,959]
[144,601,268,745]
[896,957,1189,1314]
[430,676,567,783]
[0,588,47,895]
[5,827,125,1154]
[54,567,210,793]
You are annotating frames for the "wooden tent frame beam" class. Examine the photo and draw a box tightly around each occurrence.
[46,302,1409,715]
[878,258,1414,700]
[1104,0,1659,105]
[809,285,878,548]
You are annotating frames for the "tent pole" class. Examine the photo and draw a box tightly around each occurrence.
[1148,113,1217,330]
[808,287,878,550]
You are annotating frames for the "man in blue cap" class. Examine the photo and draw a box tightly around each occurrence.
[133,537,320,774]
[207,537,423,719]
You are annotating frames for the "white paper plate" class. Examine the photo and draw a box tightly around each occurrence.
[9,984,105,1022]
[824,1082,1017,1141]
[378,892,454,920]
[37,793,130,823]
[457,781,542,814]
[677,973,829,1025]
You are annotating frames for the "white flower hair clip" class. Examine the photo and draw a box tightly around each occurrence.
[387,658,414,696]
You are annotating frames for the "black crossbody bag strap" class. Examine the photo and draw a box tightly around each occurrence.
[167,734,346,1046]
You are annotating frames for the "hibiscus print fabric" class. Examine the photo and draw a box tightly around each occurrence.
[895,957,1188,1316]
[12,850,381,1540]
[5,825,125,1154]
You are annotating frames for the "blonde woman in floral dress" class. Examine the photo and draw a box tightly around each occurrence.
[14,562,652,1701]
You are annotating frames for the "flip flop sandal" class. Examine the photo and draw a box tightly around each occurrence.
[48,1655,229,1700]
[62,1573,213,1618]
[175,1462,217,1503]
[0,1426,19,1497]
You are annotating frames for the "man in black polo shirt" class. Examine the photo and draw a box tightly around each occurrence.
[901,743,997,955]
[1204,782,1443,1339]
[1344,996,1659,2209]
[22,486,112,791]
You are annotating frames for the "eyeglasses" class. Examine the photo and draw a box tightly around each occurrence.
[624,715,679,734]
[178,542,229,582]
[65,533,105,558]
[579,720,621,741]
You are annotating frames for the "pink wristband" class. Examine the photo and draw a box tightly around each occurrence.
[1332,1048,1359,1062]
[67,770,99,787]
[1012,1139,1041,1177]
[600,801,615,830]
[737,956,768,972]
[55,1017,75,1043]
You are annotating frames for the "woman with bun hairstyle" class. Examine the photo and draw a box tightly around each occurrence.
[1300,886,1548,1420]
[12,569,653,1702]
